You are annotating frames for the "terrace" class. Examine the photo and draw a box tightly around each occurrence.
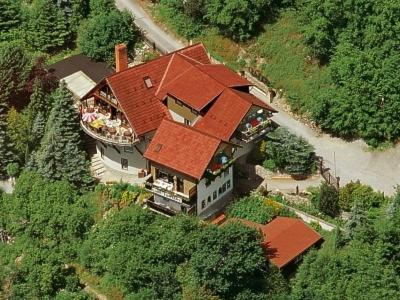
[237,109,274,142]
[80,105,139,146]
[145,176,197,208]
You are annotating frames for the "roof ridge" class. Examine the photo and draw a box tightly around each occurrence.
[177,52,205,65]
[162,118,223,142]
[155,53,176,95]
[105,43,206,80]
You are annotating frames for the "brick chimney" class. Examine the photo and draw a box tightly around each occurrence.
[115,44,128,72]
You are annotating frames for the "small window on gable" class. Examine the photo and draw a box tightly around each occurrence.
[191,108,198,115]
[144,76,153,88]
[175,99,183,106]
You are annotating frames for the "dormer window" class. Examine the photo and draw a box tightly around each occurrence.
[144,76,153,88]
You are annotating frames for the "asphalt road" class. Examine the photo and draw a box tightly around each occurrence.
[115,0,184,53]
[115,0,400,195]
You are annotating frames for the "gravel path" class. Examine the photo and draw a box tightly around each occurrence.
[115,0,400,195]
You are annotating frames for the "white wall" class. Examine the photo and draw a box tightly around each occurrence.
[196,165,233,215]
[169,109,185,123]
[97,141,147,174]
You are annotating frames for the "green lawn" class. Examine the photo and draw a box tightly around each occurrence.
[245,10,331,113]
[152,4,331,115]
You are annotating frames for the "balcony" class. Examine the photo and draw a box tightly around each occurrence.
[80,108,139,146]
[146,196,197,216]
[237,118,273,143]
[145,177,197,205]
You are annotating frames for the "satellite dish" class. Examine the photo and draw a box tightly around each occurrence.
[257,109,263,114]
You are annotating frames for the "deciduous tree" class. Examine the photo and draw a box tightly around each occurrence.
[77,10,140,62]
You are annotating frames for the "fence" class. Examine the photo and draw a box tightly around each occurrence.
[315,156,340,190]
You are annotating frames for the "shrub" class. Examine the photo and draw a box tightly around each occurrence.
[228,193,295,223]
[262,127,315,175]
[310,182,340,217]
[339,181,385,212]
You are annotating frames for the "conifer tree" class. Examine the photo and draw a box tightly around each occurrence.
[31,112,46,147]
[0,96,14,179]
[0,0,22,41]
[36,82,92,190]
[0,43,31,101]
[27,78,50,122]
[23,0,70,52]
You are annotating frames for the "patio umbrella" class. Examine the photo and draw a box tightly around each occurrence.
[82,112,98,122]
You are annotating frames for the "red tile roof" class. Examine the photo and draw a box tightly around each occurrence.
[194,88,276,141]
[262,217,322,268]
[197,64,251,87]
[194,89,251,140]
[106,55,172,136]
[83,43,212,137]
[159,65,225,111]
[237,217,322,268]
[143,119,222,180]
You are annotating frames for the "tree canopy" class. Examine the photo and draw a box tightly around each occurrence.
[77,9,140,62]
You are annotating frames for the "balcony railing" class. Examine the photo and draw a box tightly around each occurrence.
[237,119,273,142]
[146,196,197,216]
[80,121,139,146]
[99,91,118,106]
[145,178,197,204]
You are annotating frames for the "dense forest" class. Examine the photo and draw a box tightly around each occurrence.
[2,172,400,299]
[153,0,400,146]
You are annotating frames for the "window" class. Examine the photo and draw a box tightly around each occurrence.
[121,158,128,170]
[207,196,211,203]
[191,108,198,115]
[201,200,206,209]
[143,76,153,88]
[184,119,191,125]
[181,206,187,213]
[224,168,230,177]
[124,146,134,153]
[227,180,231,189]
[222,183,226,193]
[219,187,223,195]
[213,191,217,200]
[175,99,183,106]
[100,147,104,158]
[177,177,184,193]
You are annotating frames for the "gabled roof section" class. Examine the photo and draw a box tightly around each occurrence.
[155,53,200,96]
[106,55,172,136]
[159,65,225,111]
[194,89,251,141]
[144,119,222,180]
[81,43,211,137]
[229,217,322,268]
[194,88,276,141]
[260,217,322,268]
[178,43,211,64]
[197,64,251,87]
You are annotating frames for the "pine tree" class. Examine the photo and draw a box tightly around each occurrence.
[0,0,22,41]
[0,96,15,179]
[36,82,93,190]
[0,43,31,101]
[24,0,70,52]
[31,112,46,146]
[27,78,50,122]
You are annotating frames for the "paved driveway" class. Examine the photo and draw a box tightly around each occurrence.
[115,0,400,195]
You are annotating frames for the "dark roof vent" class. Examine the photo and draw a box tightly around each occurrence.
[144,76,153,88]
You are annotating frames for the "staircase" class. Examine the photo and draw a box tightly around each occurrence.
[91,153,106,178]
